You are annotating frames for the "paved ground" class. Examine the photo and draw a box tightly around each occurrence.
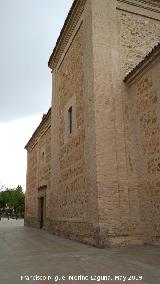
[0,219,160,284]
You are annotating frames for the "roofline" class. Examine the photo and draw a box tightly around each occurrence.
[48,0,86,69]
[124,42,160,84]
[25,107,51,150]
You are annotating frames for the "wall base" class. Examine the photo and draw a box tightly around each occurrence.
[24,216,160,248]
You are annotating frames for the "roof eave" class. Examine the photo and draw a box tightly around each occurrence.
[48,0,86,70]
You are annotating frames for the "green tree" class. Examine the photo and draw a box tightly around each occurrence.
[12,186,25,217]
[0,185,25,218]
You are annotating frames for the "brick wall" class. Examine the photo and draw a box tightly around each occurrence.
[118,9,160,77]
[48,19,99,245]
[25,112,51,228]
[125,59,160,244]
[91,0,160,246]
[25,0,160,247]
[57,24,87,221]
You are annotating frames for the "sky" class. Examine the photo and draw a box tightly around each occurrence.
[0,0,73,190]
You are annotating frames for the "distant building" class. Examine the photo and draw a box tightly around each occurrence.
[25,0,160,247]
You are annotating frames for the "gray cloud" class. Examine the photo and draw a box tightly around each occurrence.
[0,0,73,122]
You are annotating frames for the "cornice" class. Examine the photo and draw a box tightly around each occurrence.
[48,0,87,70]
[124,43,160,84]
[135,0,160,8]
[117,0,160,13]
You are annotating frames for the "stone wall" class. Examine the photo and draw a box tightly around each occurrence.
[48,21,99,245]
[118,9,160,77]
[117,1,160,244]
[125,58,160,244]
[25,146,38,223]
[25,0,160,247]
[25,112,51,228]
[57,24,87,220]
[90,0,160,246]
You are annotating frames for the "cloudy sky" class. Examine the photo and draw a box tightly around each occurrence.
[0,0,73,190]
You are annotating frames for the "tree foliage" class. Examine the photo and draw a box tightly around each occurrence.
[0,185,25,218]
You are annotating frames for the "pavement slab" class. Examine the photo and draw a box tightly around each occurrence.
[0,218,160,284]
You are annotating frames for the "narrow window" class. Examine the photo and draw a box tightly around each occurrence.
[68,106,72,134]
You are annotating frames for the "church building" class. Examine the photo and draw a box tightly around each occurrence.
[25,0,160,247]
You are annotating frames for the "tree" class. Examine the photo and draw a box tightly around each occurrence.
[12,186,25,218]
[0,185,25,218]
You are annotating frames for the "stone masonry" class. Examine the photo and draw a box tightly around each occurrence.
[25,109,51,228]
[25,0,160,247]
[124,44,160,245]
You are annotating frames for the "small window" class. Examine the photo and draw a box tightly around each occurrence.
[68,106,72,134]
[64,96,77,143]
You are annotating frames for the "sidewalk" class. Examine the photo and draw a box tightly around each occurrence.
[0,219,160,284]
[0,217,24,227]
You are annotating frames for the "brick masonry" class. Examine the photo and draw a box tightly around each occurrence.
[124,58,160,245]
[25,0,160,247]
[25,111,51,229]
